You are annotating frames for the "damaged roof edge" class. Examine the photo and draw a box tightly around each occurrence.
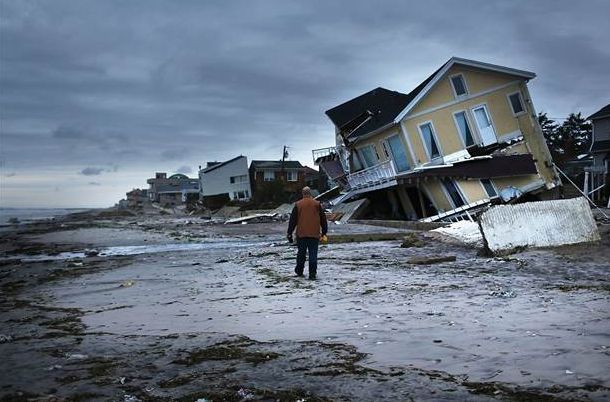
[393,57,536,124]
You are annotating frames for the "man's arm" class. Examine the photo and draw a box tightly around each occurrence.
[319,203,328,236]
[287,205,298,239]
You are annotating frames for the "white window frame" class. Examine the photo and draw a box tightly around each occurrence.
[479,178,499,198]
[263,170,275,181]
[383,132,411,172]
[451,109,476,148]
[440,178,468,209]
[355,144,379,168]
[286,170,298,182]
[449,73,469,98]
[507,91,526,117]
[470,103,498,146]
[417,120,443,161]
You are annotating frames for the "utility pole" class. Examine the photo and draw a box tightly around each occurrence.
[281,145,288,180]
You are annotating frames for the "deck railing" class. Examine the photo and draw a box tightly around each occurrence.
[347,160,397,190]
[312,147,337,164]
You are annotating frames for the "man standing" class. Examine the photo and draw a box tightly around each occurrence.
[287,186,328,280]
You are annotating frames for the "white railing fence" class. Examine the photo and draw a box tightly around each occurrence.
[347,160,397,190]
[312,147,337,164]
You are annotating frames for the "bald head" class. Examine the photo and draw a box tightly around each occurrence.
[302,186,312,197]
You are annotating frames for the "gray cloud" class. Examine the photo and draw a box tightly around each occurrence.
[80,167,105,176]
[88,181,102,186]
[1,0,609,207]
[175,165,193,174]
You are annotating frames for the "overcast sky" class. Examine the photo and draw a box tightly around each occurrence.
[1,0,609,208]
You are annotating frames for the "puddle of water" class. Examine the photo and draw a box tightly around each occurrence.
[7,240,268,262]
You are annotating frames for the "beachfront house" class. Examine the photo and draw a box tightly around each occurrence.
[199,155,252,202]
[146,172,200,207]
[314,57,560,221]
[586,103,610,205]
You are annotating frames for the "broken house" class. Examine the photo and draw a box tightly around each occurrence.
[125,188,149,209]
[314,57,560,222]
[146,172,200,207]
[586,103,610,205]
[199,155,253,203]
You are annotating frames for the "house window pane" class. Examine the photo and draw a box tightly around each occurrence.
[264,170,275,181]
[509,93,525,114]
[387,134,410,172]
[420,123,440,159]
[287,171,297,181]
[481,179,497,197]
[454,112,474,147]
[451,75,467,96]
[441,178,465,207]
[359,146,378,167]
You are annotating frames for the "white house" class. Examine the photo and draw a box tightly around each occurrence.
[199,155,252,201]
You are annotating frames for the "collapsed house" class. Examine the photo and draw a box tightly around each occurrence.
[146,172,200,207]
[314,57,560,222]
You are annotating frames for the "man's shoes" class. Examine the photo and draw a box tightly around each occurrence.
[308,275,316,280]
[295,273,304,277]
[295,268,304,277]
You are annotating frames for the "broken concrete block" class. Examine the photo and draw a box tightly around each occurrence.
[431,220,483,247]
[406,255,456,265]
[479,197,600,254]
[400,232,424,248]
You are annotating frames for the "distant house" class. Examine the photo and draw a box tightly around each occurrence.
[126,188,149,209]
[199,155,252,202]
[249,160,306,198]
[587,103,610,204]
[303,166,330,194]
[146,172,200,207]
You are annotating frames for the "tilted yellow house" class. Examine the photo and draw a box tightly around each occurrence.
[314,57,560,221]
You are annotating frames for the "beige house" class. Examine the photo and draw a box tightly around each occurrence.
[315,57,560,221]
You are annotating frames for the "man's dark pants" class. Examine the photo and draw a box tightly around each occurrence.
[295,237,319,278]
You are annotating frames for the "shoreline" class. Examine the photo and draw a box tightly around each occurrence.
[1,210,609,401]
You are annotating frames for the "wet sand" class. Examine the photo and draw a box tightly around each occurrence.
[1,211,609,401]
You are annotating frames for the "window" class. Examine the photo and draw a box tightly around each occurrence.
[454,111,475,147]
[441,178,465,208]
[230,176,235,184]
[286,170,298,182]
[472,105,497,146]
[450,74,468,97]
[385,134,410,172]
[481,179,497,197]
[230,174,248,184]
[508,92,525,115]
[263,170,275,181]
[419,122,441,159]
[357,145,378,168]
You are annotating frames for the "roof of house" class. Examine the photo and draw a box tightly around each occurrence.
[588,103,610,120]
[250,160,303,170]
[201,155,245,174]
[325,57,536,142]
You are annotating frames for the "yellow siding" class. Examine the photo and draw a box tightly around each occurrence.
[423,181,452,211]
[456,179,487,203]
[353,126,414,168]
[410,65,520,116]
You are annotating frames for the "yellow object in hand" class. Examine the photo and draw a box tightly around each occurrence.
[320,235,328,243]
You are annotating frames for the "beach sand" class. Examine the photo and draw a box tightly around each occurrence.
[1,210,609,401]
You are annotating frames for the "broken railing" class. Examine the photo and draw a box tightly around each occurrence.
[312,147,337,165]
[420,198,492,223]
[346,160,397,191]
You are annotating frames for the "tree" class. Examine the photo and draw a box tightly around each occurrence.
[538,111,592,165]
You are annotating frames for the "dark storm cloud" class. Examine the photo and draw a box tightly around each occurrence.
[1,0,609,206]
[80,167,105,176]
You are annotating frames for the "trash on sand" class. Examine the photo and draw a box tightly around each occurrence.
[66,353,88,360]
[479,197,600,255]
[400,232,424,248]
[121,280,135,287]
[45,365,63,371]
[225,213,278,224]
[0,334,13,343]
[85,249,99,257]
[195,399,211,402]
[237,387,255,400]
[406,255,456,265]
[565,369,574,374]
[124,395,142,402]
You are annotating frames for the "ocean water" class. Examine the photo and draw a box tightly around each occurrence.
[0,208,90,226]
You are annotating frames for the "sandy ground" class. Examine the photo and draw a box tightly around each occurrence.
[0,211,609,401]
